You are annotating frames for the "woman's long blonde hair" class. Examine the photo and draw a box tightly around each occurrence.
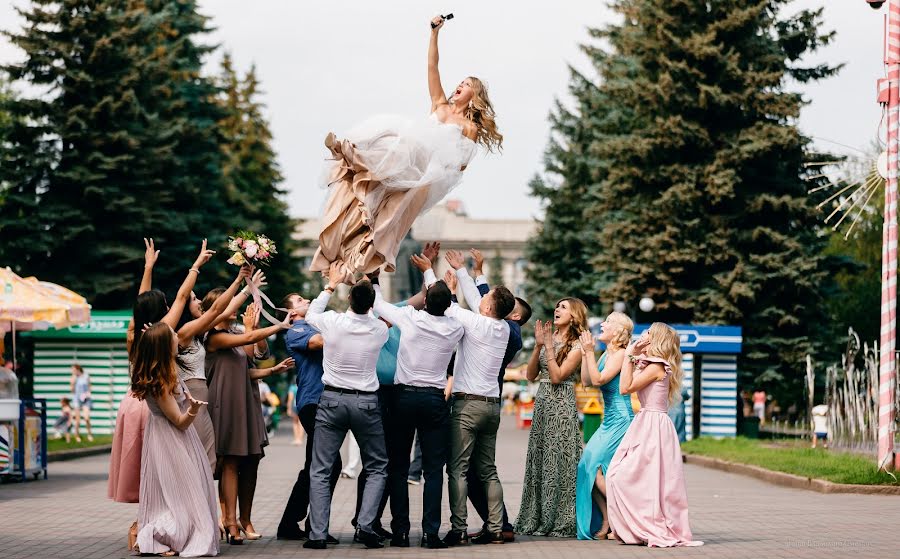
[605,312,634,351]
[554,297,589,366]
[644,322,683,406]
[457,76,503,153]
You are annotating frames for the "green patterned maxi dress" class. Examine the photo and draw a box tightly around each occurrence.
[514,340,583,537]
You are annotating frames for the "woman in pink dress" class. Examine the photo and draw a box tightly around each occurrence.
[108,238,216,552]
[132,322,219,557]
[606,323,702,547]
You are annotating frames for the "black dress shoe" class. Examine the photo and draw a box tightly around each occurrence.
[373,525,393,541]
[390,533,410,547]
[276,524,307,540]
[442,529,469,547]
[422,533,449,549]
[325,534,339,545]
[303,539,327,549]
[472,530,504,545]
[501,529,516,543]
[356,529,385,549]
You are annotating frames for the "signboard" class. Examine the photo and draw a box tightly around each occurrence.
[27,310,130,339]
[590,323,742,354]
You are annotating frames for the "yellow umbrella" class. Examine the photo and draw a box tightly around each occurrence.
[0,267,92,370]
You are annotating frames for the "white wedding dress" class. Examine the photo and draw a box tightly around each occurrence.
[311,113,476,274]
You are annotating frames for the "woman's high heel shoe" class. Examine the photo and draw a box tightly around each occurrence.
[225,524,244,545]
[239,523,262,540]
[218,520,226,542]
[127,521,139,552]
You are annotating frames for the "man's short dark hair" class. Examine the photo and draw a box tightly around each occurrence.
[349,281,376,314]
[491,286,515,320]
[425,281,452,316]
[514,297,532,326]
[277,293,300,321]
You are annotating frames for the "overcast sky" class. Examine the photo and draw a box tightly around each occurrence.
[0,1,887,220]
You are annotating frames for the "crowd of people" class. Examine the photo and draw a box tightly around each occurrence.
[105,235,701,557]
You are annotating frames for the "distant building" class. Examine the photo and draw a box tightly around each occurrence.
[294,200,537,302]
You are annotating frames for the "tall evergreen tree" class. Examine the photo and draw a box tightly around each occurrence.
[0,0,231,307]
[216,54,304,300]
[527,0,839,404]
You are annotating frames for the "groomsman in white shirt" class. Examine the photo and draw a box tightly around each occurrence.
[303,263,389,550]
[423,250,516,546]
[372,254,463,549]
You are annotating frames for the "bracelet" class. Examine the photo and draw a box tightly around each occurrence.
[240,287,250,296]
[187,411,197,417]
[189,268,200,275]
[324,286,335,293]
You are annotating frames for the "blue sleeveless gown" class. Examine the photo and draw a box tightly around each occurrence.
[575,354,635,540]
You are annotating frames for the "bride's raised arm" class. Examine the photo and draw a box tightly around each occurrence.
[428,16,449,113]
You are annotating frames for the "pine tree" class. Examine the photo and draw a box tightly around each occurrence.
[216,54,304,301]
[0,0,231,307]
[527,0,839,404]
[524,71,619,317]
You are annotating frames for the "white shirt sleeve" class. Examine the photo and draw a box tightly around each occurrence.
[373,288,412,330]
[305,290,333,334]
[475,275,488,286]
[423,268,438,288]
[455,268,483,312]
[444,302,480,330]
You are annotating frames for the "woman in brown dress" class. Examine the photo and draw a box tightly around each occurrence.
[311,15,503,276]
[203,294,294,545]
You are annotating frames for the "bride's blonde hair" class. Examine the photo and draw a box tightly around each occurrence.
[457,76,503,153]
[644,322,684,406]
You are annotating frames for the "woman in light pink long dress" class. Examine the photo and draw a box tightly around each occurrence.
[133,323,219,557]
[606,323,702,547]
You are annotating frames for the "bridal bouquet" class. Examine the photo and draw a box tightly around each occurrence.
[227,231,277,266]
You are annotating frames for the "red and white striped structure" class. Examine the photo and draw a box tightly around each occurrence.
[879,0,900,470]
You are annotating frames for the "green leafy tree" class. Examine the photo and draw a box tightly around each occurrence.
[216,54,305,300]
[0,0,231,307]
[527,0,839,406]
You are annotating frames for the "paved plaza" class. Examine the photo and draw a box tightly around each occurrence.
[1,415,898,559]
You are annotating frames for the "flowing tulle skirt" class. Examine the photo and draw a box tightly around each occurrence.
[606,410,702,547]
[137,415,219,557]
[311,114,474,274]
[107,393,149,503]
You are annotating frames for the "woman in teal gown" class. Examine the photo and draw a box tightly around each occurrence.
[575,313,635,540]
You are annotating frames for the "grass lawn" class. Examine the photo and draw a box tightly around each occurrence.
[682,436,900,486]
[47,434,113,454]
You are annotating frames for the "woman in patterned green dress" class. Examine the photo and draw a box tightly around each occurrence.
[515,297,589,537]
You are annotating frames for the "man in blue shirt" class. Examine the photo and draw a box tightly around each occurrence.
[276,293,341,542]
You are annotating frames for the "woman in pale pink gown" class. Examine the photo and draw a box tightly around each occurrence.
[606,323,702,547]
[132,322,219,557]
[109,239,215,552]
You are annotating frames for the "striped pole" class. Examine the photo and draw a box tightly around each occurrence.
[879,0,900,470]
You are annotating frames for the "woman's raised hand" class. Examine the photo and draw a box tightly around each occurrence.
[192,239,216,269]
[187,395,207,413]
[144,238,159,269]
[274,357,296,373]
[579,330,595,352]
[237,264,252,282]
[242,303,260,332]
[247,267,267,290]
[431,15,444,31]
[534,320,546,347]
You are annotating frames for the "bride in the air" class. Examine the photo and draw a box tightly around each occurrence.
[311,15,503,275]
